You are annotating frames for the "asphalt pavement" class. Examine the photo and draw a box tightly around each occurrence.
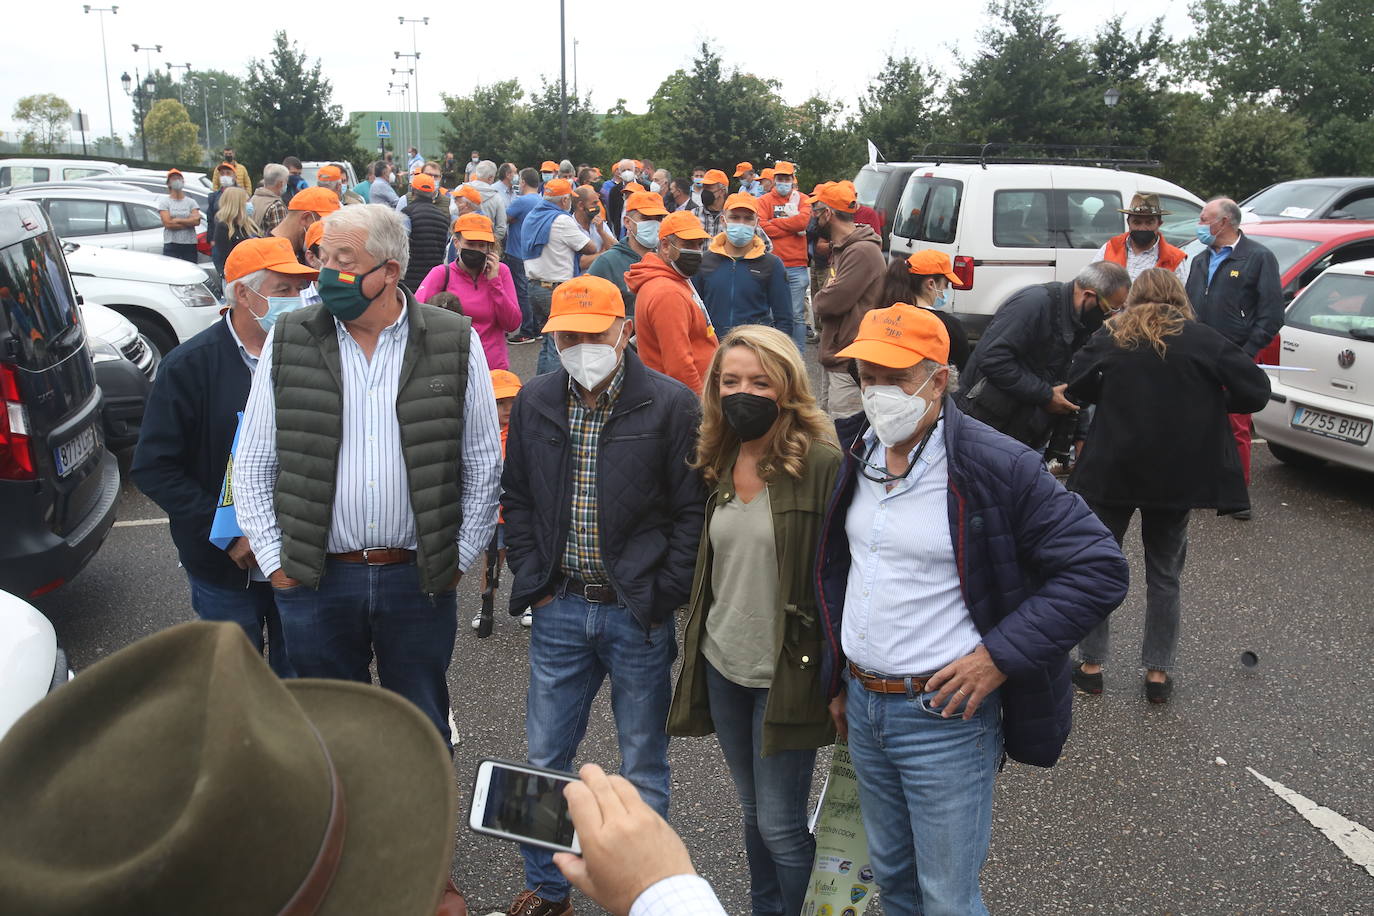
[29,339,1374,915]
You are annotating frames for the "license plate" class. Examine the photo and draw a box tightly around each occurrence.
[54,424,100,477]
[1292,406,1372,445]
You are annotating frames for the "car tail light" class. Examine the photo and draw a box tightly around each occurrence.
[196,231,211,256]
[0,362,36,480]
[952,256,974,290]
[29,577,66,598]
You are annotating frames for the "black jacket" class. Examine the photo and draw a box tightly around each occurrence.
[212,223,256,277]
[956,282,1103,446]
[1184,232,1284,357]
[500,350,706,631]
[131,318,253,588]
[1065,322,1271,514]
[403,198,451,292]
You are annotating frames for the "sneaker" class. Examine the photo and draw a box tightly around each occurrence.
[1071,664,1103,695]
[506,890,571,916]
[507,333,540,345]
[1045,458,1071,479]
[1230,507,1253,521]
[470,613,483,631]
[520,608,533,628]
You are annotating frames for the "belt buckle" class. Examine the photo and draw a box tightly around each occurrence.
[361,547,384,564]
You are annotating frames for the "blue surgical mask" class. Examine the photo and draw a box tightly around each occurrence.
[1196,224,1216,246]
[933,290,949,310]
[633,218,660,249]
[693,177,703,187]
[541,172,554,182]
[246,200,255,217]
[251,290,305,332]
[725,223,755,248]
[775,181,793,196]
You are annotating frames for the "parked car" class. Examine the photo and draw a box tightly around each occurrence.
[0,158,127,188]
[64,242,222,358]
[70,175,212,213]
[0,199,120,599]
[300,160,357,188]
[0,589,70,741]
[853,161,925,252]
[1253,257,1374,474]
[1240,178,1374,223]
[82,301,154,452]
[885,162,1204,338]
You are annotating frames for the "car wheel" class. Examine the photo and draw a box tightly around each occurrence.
[1267,441,1326,471]
[128,319,177,360]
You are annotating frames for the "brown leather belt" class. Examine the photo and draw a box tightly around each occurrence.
[565,577,618,605]
[532,279,563,289]
[328,548,416,566]
[848,661,931,695]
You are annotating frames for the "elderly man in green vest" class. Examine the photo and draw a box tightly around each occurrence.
[233,203,503,746]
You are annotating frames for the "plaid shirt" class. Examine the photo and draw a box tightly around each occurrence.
[560,363,626,584]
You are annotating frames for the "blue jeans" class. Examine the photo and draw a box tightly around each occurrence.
[521,589,677,900]
[271,558,458,742]
[529,282,562,374]
[504,254,533,335]
[785,265,809,350]
[186,572,295,678]
[844,672,1003,916]
[705,662,817,916]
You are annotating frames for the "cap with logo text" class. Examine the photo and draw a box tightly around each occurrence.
[835,303,950,368]
[542,275,626,334]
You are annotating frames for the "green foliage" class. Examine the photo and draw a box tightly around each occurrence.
[144,69,245,156]
[13,93,72,153]
[521,79,606,168]
[438,80,527,165]
[235,33,364,180]
[1197,104,1311,200]
[143,98,203,164]
[598,100,658,169]
[784,97,865,185]
[850,55,942,160]
[1087,16,1172,149]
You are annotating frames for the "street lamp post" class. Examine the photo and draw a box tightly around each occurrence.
[166,61,191,105]
[198,76,217,166]
[1103,87,1121,149]
[121,69,157,161]
[559,0,568,156]
[389,82,409,157]
[82,5,119,150]
[391,68,414,159]
[394,53,421,157]
[398,17,428,154]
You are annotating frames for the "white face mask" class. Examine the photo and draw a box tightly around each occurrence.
[862,375,937,447]
[619,169,635,183]
[219,175,234,187]
[559,328,624,390]
[649,181,661,193]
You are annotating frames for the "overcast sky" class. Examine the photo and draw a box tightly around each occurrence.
[3,0,1194,147]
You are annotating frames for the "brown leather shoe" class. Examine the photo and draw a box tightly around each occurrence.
[506,889,572,916]
[436,878,468,916]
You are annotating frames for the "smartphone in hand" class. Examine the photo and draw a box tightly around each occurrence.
[469,758,581,855]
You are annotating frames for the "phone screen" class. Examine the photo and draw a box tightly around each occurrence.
[478,763,577,850]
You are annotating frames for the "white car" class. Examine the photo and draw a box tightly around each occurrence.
[1255,257,1374,474]
[884,161,1204,338]
[301,161,358,187]
[0,157,127,188]
[81,300,156,379]
[65,242,221,357]
[0,589,69,741]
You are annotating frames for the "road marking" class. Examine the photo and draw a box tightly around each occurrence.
[113,517,169,528]
[1248,768,1374,878]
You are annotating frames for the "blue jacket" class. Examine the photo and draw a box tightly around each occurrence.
[131,318,253,589]
[816,402,1128,767]
[510,198,565,261]
[505,193,540,254]
[692,234,794,339]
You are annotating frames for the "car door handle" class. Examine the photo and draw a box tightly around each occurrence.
[109,244,129,249]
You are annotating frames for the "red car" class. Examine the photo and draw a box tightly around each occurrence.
[1187,220,1374,363]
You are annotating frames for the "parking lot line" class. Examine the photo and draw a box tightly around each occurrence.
[1248,768,1374,878]
[113,518,169,528]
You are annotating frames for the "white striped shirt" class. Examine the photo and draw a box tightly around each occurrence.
[842,416,982,676]
[233,309,502,580]
[629,876,727,916]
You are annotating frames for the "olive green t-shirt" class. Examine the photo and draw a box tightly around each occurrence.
[702,487,779,688]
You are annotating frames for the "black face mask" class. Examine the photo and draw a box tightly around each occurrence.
[814,214,833,241]
[700,189,716,209]
[459,248,486,271]
[721,392,779,442]
[673,248,703,277]
[1129,228,1158,249]
[806,214,820,246]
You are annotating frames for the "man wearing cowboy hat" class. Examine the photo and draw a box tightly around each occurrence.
[1095,192,1189,282]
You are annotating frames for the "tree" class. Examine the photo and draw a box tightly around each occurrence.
[521,79,606,168]
[784,97,863,184]
[143,98,203,164]
[235,32,363,180]
[599,100,659,167]
[145,69,246,157]
[1087,16,1172,150]
[850,55,942,160]
[1197,105,1310,200]
[13,94,72,153]
[438,80,528,165]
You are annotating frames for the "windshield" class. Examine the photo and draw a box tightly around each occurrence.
[0,230,84,369]
[853,167,886,208]
[1286,273,1374,337]
[1242,183,1336,219]
[1182,234,1322,279]
[894,176,962,244]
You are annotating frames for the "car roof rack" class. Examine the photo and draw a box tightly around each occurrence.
[917,143,1159,170]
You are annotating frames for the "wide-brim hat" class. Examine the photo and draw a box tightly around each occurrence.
[1118,192,1171,217]
[0,622,457,915]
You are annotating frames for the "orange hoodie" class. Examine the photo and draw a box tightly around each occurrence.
[755,188,812,268]
[624,252,718,394]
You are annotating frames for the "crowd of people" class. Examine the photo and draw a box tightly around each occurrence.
[9,147,1284,916]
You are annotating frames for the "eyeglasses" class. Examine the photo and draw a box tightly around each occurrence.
[850,423,937,485]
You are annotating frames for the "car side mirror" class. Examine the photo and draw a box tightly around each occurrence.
[1327,209,1354,220]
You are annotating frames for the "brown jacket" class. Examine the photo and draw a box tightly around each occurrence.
[812,224,885,369]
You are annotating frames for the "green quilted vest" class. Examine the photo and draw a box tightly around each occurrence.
[270,293,471,593]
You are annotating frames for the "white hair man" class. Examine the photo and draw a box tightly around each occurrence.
[234,204,503,778]
[251,162,290,234]
[132,237,318,679]
[316,163,365,205]
[467,159,508,243]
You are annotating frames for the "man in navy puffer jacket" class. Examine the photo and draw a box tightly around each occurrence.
[815,304,1127,916]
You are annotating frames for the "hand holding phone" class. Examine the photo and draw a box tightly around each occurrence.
[469,759,580,854]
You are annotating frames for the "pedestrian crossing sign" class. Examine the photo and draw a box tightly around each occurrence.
[376,120,392,138]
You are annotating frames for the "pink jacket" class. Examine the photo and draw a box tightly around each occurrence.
[416,261,522,370]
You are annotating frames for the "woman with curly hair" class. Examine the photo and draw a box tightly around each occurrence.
[667,323,840,916]
[1065,268,1270,703]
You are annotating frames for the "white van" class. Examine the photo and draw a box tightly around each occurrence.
[0,158,128,188]
[301,161,358,188]
[886,163,1204,338]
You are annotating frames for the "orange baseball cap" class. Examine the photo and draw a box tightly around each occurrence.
[772,161,796,177]
[633,159,643,169]
[734,162,754,177]
[452,212,495,242]
[166,168,183,180]
[723,192,759,213]
[622,182,646,194]
[224,236,319,284]
[490,369,523,399]
[216,162,236,173]
[288,186,342,214]
[304,220,325,252]
[760,168,775,181]
[543,178,573,196]
[410,173,437,194]
[625,191,669,217]
[701,169,729,188]
[316,165,344,183]
[540,160,559,172]
[836,303,950,368]
[449,185,481,207]
[658,210,709,241]
[906,250,960,283]
[809,180,859,213]
[542,275,626,334]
